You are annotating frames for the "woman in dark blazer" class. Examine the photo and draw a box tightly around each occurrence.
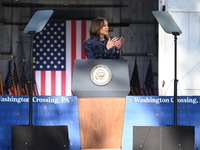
[83,17,124,59]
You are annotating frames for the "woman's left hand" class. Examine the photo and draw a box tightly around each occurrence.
[115,36,124,50]
[106,37,119,49]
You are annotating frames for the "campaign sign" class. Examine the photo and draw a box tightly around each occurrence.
[0,95,80,150]
[0,95,200,150]
[122,96,199,150]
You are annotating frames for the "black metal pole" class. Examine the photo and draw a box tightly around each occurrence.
[29,33,34,126]
[173,33,178,126]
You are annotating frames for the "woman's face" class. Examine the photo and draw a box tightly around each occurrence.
[99,20,109,37]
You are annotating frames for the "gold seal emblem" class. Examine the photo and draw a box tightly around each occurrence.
[90,64,112,86]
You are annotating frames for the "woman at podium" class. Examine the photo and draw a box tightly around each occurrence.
[83,17,124,59]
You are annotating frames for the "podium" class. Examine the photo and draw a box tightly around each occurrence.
[72,59,130,149]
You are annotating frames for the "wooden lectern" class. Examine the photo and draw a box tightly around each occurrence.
[72,59,130,150]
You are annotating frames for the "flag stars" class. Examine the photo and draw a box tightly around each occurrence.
[33,21,66,71]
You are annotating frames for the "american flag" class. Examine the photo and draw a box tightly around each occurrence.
[0,73,4,94]
[129,59,141,95]
[33,20,91,96]
[31,69,39,96]
[144,59,155,95]
[5,60,17,95]
[20,62,29,95]
[13,61,23,95]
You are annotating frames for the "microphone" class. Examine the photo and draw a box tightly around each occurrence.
[94,46,99,59]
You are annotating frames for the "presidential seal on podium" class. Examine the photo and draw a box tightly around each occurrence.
[90,64,112,86]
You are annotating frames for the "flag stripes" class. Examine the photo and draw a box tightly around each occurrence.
[144,59,155,95]
[34,20,91,96]
[0,73,4,95]
[130,59,141,95]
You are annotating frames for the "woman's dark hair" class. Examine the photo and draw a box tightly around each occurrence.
[89,17,109,40]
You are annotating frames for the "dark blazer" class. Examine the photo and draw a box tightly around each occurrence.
[83,37,122,59]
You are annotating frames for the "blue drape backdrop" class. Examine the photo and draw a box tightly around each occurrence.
[0,95,199,150]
